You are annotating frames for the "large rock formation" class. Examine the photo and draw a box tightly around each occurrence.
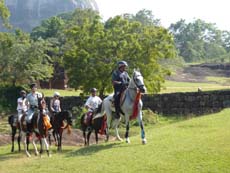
[3,0,98,32]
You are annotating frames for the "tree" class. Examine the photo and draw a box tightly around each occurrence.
[63,9,176,95]
[0,30,53,86]
[0,0,10,28]
[169,19,227,62]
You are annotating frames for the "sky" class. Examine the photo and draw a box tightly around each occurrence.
[96,0,230,31]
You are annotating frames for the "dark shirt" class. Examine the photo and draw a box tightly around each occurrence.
[112,69,130,91]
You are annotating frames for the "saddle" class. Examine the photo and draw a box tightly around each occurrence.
[84,112,93,126]
[111,89,127,108]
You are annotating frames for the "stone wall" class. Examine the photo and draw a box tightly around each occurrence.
[48,90,230,116]
[142,90,230,115]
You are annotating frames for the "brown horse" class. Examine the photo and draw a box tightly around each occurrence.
[8,113,41,157]
[50,111,73,151]
[8,114,22,152]
[80,110,107,146]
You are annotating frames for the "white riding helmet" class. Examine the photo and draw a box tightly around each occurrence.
[53,91,60,97]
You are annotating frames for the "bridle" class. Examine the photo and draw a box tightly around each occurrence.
[129,72,145,91]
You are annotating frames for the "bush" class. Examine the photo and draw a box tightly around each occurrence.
[0,85,26,115]
[72,106,86,128]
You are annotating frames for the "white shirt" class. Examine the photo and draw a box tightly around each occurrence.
[17,97,28,112]
[85,96,102,111]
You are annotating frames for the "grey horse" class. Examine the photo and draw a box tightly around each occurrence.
[94,69,147,144]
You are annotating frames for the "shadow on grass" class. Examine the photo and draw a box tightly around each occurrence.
[65,142,122,157]
[0,150,24,161]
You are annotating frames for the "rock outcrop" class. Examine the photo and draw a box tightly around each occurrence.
[3,0,98,32]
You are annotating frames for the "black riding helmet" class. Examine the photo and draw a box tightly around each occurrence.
[117,61,128,68]
[30,83,37,89]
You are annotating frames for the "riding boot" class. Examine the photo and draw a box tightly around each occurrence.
[114,95,120,119]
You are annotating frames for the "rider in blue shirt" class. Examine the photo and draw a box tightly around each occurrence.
[112,61,130,119]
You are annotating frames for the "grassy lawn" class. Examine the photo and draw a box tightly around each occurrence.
[39,89,82,97]
[160,80,230,93]
[1,109,230,173]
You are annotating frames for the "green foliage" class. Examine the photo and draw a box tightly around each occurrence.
[72,106,86,128]
[170,19,228,62]
[0,30,54,86]
[63,9,176,95]
[0,0,10,28]
[0,85,25,113]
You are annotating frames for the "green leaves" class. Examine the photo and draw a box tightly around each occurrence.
[0,31,53,86]
[63,9,176,94]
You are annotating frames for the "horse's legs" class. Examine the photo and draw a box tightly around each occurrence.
[32,136,39,156]
[125,121,130,143]
[48,130,52,146]
[41,138,50,157]
[138,112,147,144]
[86,129,92,146]
[113,118,122,141]
[59,132,63,151]
[17,129,21,152]
[11,127,16,152]
[105,113,112,142]
[95,131,98,144]
[83,129,87,146]
[53,130,58,146]
[24,133,31,157]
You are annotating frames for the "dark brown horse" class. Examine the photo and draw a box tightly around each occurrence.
[8,114,22,152]
[80,112,107,146]
[50,111,73,151]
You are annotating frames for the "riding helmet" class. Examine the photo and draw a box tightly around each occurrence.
[118,61,128,68]
[91,88,97,92]
[30,83,37,89]
[20,90,26,95]
[53,91,60,97]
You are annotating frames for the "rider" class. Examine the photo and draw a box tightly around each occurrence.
[50,91,61,114]
[84,88,102,125]
[25,83,42,132]
[15,90,28,126]
[112,60,130,119]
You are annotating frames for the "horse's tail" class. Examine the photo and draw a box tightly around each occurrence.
[8,115,14,125]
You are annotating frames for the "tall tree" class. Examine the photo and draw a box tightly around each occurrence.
[64,9,176,95]
[0,0,10,28]
[0,30,53,86]
[170,19,227,62]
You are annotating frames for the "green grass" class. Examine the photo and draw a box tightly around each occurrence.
[160,80,230,93]
[39,89,82,97]
[1,109,230,173]
[206,76,230,85]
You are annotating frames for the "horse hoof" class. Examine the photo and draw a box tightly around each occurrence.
[142,138,147,145]
[26,153,31,157]
[116,137,123,141]
[35,152,39,156]
[125,138,130,143]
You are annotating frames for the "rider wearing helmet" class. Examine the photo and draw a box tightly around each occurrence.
[112,60,130,119]
[15,90,28,126]
[25,83,42,133]
[84,88,102,125]
[50,91,61,113]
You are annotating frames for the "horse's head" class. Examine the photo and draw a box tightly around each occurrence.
[131,69,146,93]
